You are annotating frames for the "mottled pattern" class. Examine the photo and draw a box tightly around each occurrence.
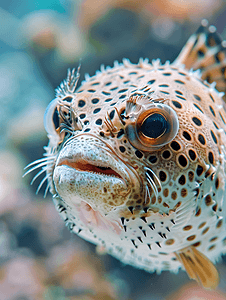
[26,20,226,289]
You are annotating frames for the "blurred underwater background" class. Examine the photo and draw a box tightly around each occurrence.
[1,0,226,299]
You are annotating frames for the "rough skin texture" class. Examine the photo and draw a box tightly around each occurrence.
[26,20,226,289]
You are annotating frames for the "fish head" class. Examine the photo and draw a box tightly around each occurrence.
[44,62,224,235]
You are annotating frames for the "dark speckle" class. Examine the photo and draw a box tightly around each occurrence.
[93,108,101,114]
[78,100,85,107]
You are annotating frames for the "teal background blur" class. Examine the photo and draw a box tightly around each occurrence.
[0,0,226,299]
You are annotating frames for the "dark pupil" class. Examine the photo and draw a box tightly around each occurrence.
[53,107,60,129]
[141,113,168,138]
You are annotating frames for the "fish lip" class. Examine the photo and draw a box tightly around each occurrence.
[54,135,136,187]
[57,158,124,180]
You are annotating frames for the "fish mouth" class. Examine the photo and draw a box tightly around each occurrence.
[53,135,141,214]
[58,159,123,179]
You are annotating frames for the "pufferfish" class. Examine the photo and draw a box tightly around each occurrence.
[25,20,226,289]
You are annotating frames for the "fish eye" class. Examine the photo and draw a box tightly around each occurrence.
[44,98,61,145]
[140,113,168,139]
[126,103,179,151]
[52,107,60,130]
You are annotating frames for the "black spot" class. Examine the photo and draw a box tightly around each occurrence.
[193,94,201,101]
[170,141,181,151]
[88,89,96,93]
[162,150,171,159]
[178,174,186,185]
[215,177,219,190]
[149,155,157,163]
[159,84,169,87]
[119,94,126,99]
[178,72,186,76]
[178,155,188,168]
[129,72,137,75]
[183,131,191,141]
[78,100,85,107]
[208,152,214,164]
[209,106,216,117]
[210,130,217,144]
[91,98,99,104]
[163,73,171,76]
[118,88,128,93]
[84,120,89,125]
[109,110,115,119]
[192,117,202,126]
[159,171,167,182]
[110,102,117,106]
[160,91,169,94]
[100,131,105,137]
[105,81,111,86]
[63,96,73,102]
[91,82,100,86]
[123,80,130,84]
[119,146,126,153]
[79,113,86,119]
[175,90,183,95]
[117,129,124,138]
[93,108,101,114]
[141,113,168,139]
[198,134,206,145]
[193,104,204,113]
[213,122,219,129]
[172,101,182,109]
[219,112,226,124]
[110,86,118,91]
[198,50,205,57]
[188,149,196,161]
[209,94,215,102]
[84,128,91,132]
[102,91,111,95]
[147,80,156,84]
[95,119,102,125]
[135,150,143,159]
[175,80,185,84]
[176,95,186,100]
[196,165,204,176]
[105,98,113,102]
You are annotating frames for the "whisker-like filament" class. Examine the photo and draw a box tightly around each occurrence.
[147,178,158,197]
[144,167,162,191]
[24,152,56,196]
[146,175,158,198]
[145,184,151,204]
[44,180,51,198]
[23,161,53,177]
[36,173,51,195]
[30,167,48,185]
[24,157,53,171]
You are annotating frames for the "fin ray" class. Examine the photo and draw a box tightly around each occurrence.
[175,246,219,290]
[174,19,226,100]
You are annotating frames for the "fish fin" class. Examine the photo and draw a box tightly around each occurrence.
[174,19,226,98]
[175,246,219,290]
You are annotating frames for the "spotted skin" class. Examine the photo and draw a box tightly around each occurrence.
[26,20,226,289]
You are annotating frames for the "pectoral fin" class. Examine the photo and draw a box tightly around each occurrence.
[175,246,219,290]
